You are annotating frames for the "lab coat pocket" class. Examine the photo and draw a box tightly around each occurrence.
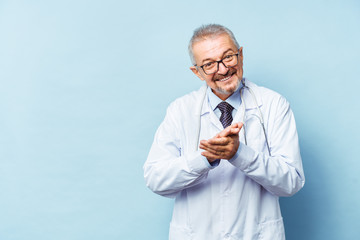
[169,222,193,240]
[258,218,285,240]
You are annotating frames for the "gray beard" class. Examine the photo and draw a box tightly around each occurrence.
[214,77,241,95]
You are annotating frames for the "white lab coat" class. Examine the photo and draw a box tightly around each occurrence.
[144,79,305,240]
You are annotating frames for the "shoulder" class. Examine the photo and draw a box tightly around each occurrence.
[167,85,206,114]
[247,80,282,99]
[246,79,289,108]
[159,85,206,135]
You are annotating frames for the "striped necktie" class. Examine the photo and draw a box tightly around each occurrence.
[217,101,234,128]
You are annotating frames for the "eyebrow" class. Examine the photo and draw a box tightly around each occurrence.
[201,48,236,64]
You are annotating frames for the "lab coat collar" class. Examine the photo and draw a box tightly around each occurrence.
[199,85,209,116]
[199,78,263,116]
[241,78,263,109]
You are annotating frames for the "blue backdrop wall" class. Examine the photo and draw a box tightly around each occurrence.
[0,0,359,239]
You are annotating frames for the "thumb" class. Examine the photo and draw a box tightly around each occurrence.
[234,122,243,129]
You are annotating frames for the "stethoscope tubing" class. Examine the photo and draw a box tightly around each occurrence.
[240,79,271,156]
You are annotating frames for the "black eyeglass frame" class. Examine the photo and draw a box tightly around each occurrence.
[195,52,240,75]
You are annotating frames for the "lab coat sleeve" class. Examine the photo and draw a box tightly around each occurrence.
[144,103,213,198]
[229,96,305,197]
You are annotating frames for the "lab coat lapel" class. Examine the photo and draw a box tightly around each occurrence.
[241,79,263,110]
[200,88,223,132]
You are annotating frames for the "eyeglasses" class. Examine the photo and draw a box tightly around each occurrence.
[196,53,239,75]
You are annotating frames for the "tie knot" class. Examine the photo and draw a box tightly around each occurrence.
[217,101,234,114]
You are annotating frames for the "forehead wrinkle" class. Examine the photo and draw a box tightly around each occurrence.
[193,35,237,65]
[200,48,235,64]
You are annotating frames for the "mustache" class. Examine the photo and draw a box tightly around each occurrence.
[212,67,237,81]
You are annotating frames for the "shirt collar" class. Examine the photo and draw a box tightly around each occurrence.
[206,84,242,112]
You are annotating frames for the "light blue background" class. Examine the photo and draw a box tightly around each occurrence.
[0,0,359,239]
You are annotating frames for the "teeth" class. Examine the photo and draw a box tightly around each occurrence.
[219,75,231,82]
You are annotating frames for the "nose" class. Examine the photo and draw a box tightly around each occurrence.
[217,61,228,74]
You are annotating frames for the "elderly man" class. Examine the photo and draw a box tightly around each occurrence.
[144,24,305,240]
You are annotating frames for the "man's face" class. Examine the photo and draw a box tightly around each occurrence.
[190,34,243,100]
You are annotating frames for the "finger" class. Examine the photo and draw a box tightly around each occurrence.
[201,151,221,161]
[207,137,229,145]
[229,127,241,135]
[200,140,226,152]
[202,136,229,146]
[232,122,243,129]
[217,126,233,138]
[225,123,243,136]
[201,146,221,155]
[199,140,216,150]
[217,123,243,138]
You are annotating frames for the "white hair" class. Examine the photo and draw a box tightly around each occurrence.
[188,24,240,65]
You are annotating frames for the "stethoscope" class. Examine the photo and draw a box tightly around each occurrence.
[196,78,271,156]
[240,78,271,156]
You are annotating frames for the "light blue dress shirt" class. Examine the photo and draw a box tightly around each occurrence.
[205,85,242,166]
[206,85,242,125]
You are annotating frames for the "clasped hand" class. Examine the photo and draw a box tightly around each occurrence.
[199,122,243,163]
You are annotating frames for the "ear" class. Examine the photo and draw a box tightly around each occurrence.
[190,66,205,81]
[238,47,244,61]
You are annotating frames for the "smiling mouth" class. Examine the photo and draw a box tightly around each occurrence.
[215,73,234,82]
